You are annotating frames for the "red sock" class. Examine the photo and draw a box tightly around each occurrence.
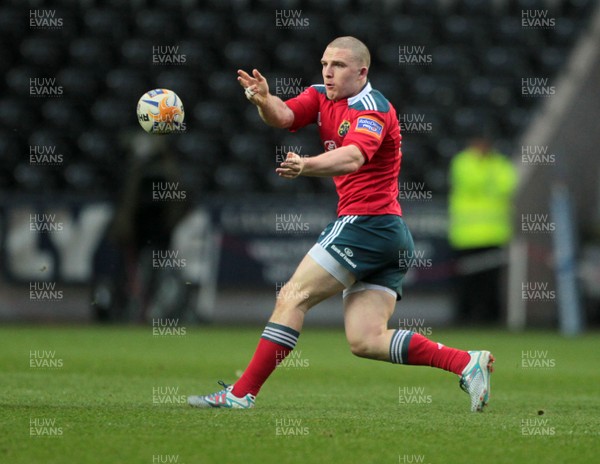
[406,333,471,375]
[232,322,299,397]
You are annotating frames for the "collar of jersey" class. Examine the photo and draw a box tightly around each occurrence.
[347,81,372,106]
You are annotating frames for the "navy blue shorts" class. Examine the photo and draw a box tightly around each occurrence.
[308,215,415,299]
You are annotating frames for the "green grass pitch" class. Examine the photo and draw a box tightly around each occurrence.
[2,326,599,464]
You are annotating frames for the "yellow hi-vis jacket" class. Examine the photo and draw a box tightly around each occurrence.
[448,149,518,249]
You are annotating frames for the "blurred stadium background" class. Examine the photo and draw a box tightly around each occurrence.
[1,0,600,332]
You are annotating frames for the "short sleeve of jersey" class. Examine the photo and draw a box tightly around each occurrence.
[343,111,386,162]
[284,86,320,131]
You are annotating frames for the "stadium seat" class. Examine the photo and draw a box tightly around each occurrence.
[488,77,515,108]
[454,0,495,16]
[465,77,494,105]
[430,46,474,80]
[0,168,14,191]
[174,133,224,167]
[390,16,435,43]
[228,133,275,165]
[228,133,273,165]
[512,0,550,14]
[207,70,242,100]
[62,163,99,192]
[214,164,259,192]
[186,10,230,44]
[0,131,22,168]
[235,11,275,43]
[398,137,430,176]
[452,107,498,137]
[338,14,385,45]
[223,41,269,70]
[78,129,118,164]
[119,38,154,67]
[41,99,87,132]
[535,47,569,75]
[21,36,65,68]
[405,0,444,16]
[436,137,464,161]
[83,8,130,40]
[0,97,38,132]
[423,163,449,193]
[2,2,593,196]
[6,66,38,97]
[504,106,532,136]
[442,16,487,45]
[0,38,16,77]
[304,0,350,14]
[193,100,236,134]
[550,18,578,46]
[412,76,458,108]
[274,42,314,72]
[481,46,531,78]
[370,71,404,107]
[177,162,208,194]
[134,9,180,41]
[241,104,270,132]
[105,68,147,102]
[493,138,515,158]
[399,105,446,138]
[91,98,133,130]
[189,0,234,13]
[375,43,402,72]
[263,169,315,193]
[0,6,23,39]
[178,41,216,71]
[27,127,57,145]
[155,71,197,103]
[494,16,544,49]
[69,37,114,68]
[562,0,595,16]
[13,163,59,192]
[57,67,99,98]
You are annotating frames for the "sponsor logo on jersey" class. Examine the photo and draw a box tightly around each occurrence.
[355,116,384,139]
[338,120,351,137]
[324,140,337,151]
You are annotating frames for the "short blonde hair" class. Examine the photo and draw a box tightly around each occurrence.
[327,36,370,68]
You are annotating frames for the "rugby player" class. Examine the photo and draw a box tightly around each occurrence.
[188,37,494,412]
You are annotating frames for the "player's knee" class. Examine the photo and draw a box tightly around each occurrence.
[348,338,374,359]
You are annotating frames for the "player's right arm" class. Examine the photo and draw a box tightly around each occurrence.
[237,69,294,129]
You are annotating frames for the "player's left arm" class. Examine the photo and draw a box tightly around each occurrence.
[276,145,364,178]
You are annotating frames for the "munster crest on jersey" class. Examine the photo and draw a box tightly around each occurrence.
[338,120,350,137]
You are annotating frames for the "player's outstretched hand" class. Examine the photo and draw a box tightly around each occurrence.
[276,152,304,179]
[237,69,269,105]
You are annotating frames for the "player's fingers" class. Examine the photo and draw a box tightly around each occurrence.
[237,76,255,89]
[237,69,252,80]
[252,69,265,82]
[282,153,296,166]
[279,167,299,178]
[237,70,256,88]
[276,170,295,179]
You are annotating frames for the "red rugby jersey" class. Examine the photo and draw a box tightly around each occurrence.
[285,82,402,217]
